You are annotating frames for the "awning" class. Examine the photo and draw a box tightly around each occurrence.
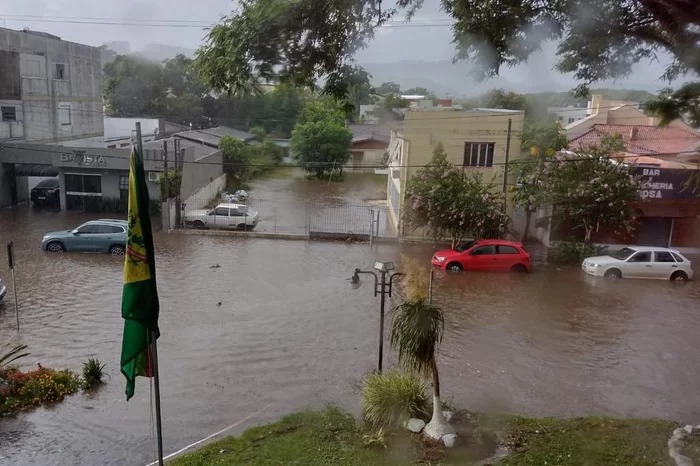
[13,164,59,177]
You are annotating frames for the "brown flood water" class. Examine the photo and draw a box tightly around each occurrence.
[1,205,699,465]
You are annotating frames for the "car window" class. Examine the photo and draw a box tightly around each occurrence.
[610,247,636,260]
[93,225,115,234]
[214,207,229,216]
[455,240,476,252]
[497,245,519,254]
[111,225,125,233]
[470,245,496,256]
[654,251,675,263]
[36,179,59,189]
[628,251,651,262]
[672,253,685,262]
[77,224,96,234]
[231,210,248,217]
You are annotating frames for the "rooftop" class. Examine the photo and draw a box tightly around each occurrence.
[349,124,391,144]
[569,124,700,156]
[175,126,256,148]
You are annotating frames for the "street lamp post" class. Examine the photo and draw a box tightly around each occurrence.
[351,261,404,373]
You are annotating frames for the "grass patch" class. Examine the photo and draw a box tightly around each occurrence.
[0,365,81,417]
[256,165,297,180]
[171,408,685,466]
[499,416,679,465]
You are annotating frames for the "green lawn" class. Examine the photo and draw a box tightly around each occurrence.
[170,408,691,465]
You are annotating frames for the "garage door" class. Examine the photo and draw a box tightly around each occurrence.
[65,173,102,210]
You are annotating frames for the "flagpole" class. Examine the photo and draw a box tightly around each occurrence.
[135,122,164,466]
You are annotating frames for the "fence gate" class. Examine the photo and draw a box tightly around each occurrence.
[307,201,376,240]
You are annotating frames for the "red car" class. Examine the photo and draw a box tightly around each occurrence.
[431,239,532,273]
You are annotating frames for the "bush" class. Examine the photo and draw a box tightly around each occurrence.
[82,357,106,389]
[0,365,80,416]
[550,241,608,265]
[361,370,429,429]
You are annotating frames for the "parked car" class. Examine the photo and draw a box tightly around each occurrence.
[582,246,693,281]
[183,203,259,230]
[431,239,533,273]
[0,276,6,301]
[31,178,60,207]
[42,219,128,255]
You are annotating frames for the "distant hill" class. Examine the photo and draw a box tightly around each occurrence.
[360,60,668,99]
[135,44,196,63]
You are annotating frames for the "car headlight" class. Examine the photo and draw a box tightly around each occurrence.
[591,263,600,267]
[434,256,445,261]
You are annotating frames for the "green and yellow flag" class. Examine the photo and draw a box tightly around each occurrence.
[120,146,160,401]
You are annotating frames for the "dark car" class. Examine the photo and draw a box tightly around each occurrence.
[31,178,60,207]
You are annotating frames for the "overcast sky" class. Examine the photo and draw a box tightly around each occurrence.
[0,0,690,94]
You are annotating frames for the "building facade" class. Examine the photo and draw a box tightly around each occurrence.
[386,108,525,238]
[348,124,390,172]
[0,27,103,143]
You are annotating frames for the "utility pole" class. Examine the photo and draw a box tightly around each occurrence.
[502,118,513,194]
[162,140,169,201]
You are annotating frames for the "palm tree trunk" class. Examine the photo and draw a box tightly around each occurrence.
[423,356,455,440]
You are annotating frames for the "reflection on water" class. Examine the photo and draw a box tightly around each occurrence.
[1,205,700,465]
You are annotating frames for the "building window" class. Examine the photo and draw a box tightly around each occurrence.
[58,104,71,126]
[55,63,66,80]
[463,142,495,167]
[1,106,16,122]
[567,117,575,124]
[119,175,129,202]
[25,58,41,78]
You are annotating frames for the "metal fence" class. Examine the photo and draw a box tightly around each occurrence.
[171,195,397,241]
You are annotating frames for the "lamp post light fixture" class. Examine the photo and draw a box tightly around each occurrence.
[351,261,404,373]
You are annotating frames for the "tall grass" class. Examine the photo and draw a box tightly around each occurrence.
[0,344,29,369]
[399,256,431,301]
[82,357,106,389]
[361,370,429,429]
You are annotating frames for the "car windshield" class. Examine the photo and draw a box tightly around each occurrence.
[609,247,636,260]
[454,240,475,252]
[36,179,58,188]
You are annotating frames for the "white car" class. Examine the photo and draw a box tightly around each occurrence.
[582,246,693,281]
[183,203,259,231]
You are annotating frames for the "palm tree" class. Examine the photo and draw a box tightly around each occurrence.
[390,297,455,440]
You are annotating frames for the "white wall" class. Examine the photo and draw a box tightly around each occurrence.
[104,117,160,139]
[182,173,227,211]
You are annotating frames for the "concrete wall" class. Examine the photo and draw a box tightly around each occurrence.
[105,117,161,140]
[0,27,103,142]
[180,148,224,200]
[183,173,226,211]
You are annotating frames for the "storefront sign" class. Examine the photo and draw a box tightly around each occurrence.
[633,167,700,200]
[60,151,107,167]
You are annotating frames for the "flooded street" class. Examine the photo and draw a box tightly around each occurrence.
[1,205,700,465]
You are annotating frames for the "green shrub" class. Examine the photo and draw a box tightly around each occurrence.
[82,357,106,389]
[361,370,429,429]
[0,344,29,369]
[550,241,608,265]
[0,365,80,416]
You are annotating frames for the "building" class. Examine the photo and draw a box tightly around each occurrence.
[348,124,390,172]
[386,108,525,237]
[547,105,589,126]
[562,94,695,140]
[527,125,700,250]
[0,27,104,207]
[0,27,103,143]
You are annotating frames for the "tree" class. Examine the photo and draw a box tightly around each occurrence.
[196,0,699,125]
[219,136,252,185]
[375,82,402,95]
[512,118,568,240]
[390,260,454,441]
[103,55,165,116]
[404,144,509,247]
[370,93,410,122]
[290,120,352,178]
[296,99,347,126]
[345,67,376,121]
[542,135,640,244]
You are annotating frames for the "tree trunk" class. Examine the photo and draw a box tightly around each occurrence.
[422,356,455,440]
[520,209,533,242]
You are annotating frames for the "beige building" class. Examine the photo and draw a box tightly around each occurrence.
[386,108,525,237]
[565,94,695,140]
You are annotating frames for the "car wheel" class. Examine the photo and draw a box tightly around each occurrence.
[192,220,206,229]
[670,271,688,282]
[511,264,527,273]
[446,262,463,271]
[110,245,126,257]
[604,268,622,279]
[237,223,247,231]
[46,241,65,252]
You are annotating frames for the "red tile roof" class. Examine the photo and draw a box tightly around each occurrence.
[569,124,700,156]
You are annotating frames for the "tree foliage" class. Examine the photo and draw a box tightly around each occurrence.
[290,120,352,178]
[543,135,640,243]
[104,55,166,116]
[219,130,284,187]
[403,143,509,247]
[196,0,699,125]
